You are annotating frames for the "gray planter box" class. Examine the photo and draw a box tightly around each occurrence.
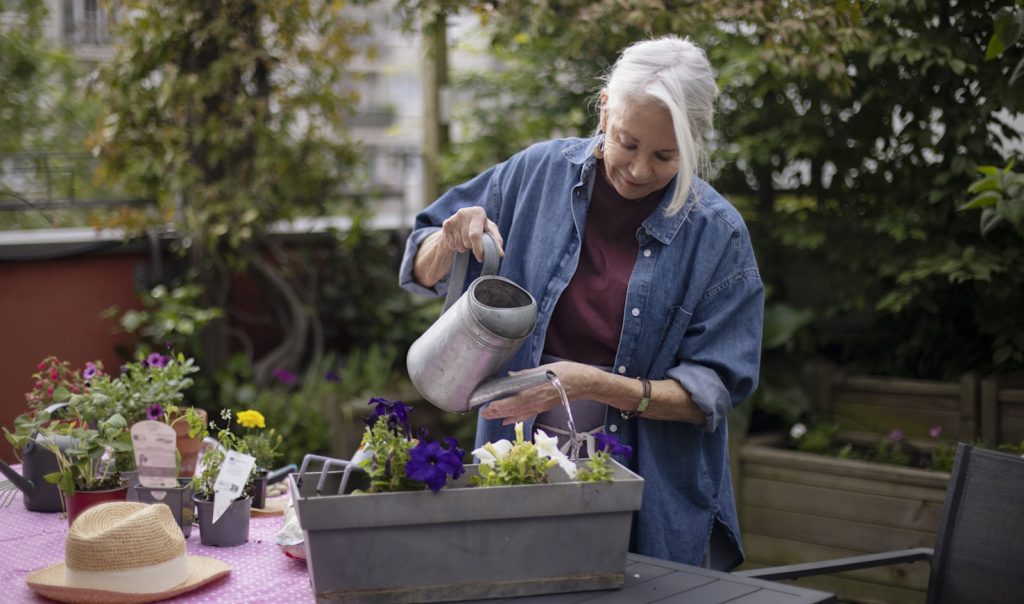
[289,459,643,603]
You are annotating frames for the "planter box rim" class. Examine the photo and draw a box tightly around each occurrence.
[291,459,644,531]
[742,433,951,488]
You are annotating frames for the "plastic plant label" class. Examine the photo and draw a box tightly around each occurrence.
[212,449,256,524]
[131,421,179,488]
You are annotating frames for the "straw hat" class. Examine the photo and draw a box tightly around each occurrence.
[26,502,230,603]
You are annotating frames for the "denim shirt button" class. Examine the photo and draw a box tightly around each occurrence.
[631,307,640,317]
[643,249,652,257]
[617,365,626,374]
[609,424,618,433]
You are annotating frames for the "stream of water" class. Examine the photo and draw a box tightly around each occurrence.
[546,374,580,464]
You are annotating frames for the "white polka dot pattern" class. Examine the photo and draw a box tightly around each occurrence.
[0,474,314,603]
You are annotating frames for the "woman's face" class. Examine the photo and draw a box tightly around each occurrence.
[600,97,680,200]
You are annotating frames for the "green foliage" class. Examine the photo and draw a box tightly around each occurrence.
[575,452,616,483]
[104,282,224,358]
[792,422,840,455]
[91,0,368,250]
[191,408,258,501]
[471,422,558,487]
[787,420,961,472]
[0,0,107,230]
[359,415,421,493]
[401,0,1024,379]
[963,163,1024,237]
[40,412,133,496]
[318,224,439,356]
[70,352,199,425]
[244,376,332,467]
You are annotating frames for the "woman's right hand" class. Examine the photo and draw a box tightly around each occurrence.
[412,207,504,287]
[440,207,504,262]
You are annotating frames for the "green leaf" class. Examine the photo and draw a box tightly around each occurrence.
[980,208,1003,236]
[1011,57,1024,86]
[762,304,815,350]
[962,190,1000,210]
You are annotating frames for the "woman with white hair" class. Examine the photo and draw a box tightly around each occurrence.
[400,36,764,569]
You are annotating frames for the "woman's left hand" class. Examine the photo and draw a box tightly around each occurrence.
[479,361,597,425]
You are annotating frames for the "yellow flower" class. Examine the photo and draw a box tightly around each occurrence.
[237,409,265,429]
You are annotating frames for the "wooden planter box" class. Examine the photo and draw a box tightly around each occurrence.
[980,372,1024,447]
[804,360,980,447]
[737,434,950,604]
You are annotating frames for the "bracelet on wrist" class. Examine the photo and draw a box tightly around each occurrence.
[620,377,652,420]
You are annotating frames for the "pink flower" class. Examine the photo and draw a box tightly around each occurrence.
[929,425,942,439]
[889,429,904,441]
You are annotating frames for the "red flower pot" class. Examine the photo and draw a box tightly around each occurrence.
[64,484,130,526]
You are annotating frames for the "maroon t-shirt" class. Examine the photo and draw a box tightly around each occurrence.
[544,162,665,365]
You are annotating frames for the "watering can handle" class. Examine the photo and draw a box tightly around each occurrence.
[442,232,500,313]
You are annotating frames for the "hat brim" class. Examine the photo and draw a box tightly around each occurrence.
[26,556,230,604]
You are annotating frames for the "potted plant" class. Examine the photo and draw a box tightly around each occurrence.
[70,350,206,477]
[39,411,134,525]
[144,401,209,477]
[192,409,258,547]
[2,357,104,513]
[234,409,282,509]
[290,398,643,603]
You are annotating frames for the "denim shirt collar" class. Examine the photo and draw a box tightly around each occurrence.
[564,136,695,247]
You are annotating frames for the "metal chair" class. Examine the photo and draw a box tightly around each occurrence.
[734,443,1024,603]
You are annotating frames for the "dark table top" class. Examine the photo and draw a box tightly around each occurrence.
[482,554,836,604]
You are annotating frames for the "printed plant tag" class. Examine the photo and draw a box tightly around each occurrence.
[212,449,256,524]
[131,421,179,488]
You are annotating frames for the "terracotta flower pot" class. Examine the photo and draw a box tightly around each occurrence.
[172,408,208,477]
[64,483,130,526]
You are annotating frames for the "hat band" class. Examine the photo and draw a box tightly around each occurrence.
[64,552,189,594]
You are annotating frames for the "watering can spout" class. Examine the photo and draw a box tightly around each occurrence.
[407,233,544,413]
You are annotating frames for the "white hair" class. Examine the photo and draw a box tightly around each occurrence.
[600,35,719,215]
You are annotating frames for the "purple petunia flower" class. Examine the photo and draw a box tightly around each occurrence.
[594,432,633,459]
[405,438,466,492]
[146,403,164,421]
[83,362,98,380]
[929,425,942,439]
[889,429,904,442]
[271,368,298,386]
[146,353,169,368]
[364,397,412,436]
[324,370,340,383]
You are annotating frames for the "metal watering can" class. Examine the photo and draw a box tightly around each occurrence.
[407,234,552,413]
[0,403,75,513]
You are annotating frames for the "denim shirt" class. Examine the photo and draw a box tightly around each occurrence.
[399,136,764,566]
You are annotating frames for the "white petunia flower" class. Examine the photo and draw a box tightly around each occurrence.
[533,429,577,479]
[472,439,513,467]
[790,422,808,440]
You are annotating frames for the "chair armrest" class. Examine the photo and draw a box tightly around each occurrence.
[734,547,934,581]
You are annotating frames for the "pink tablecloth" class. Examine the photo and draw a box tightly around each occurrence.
[0,474,314,603]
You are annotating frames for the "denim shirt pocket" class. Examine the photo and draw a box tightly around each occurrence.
[651,305,693,376]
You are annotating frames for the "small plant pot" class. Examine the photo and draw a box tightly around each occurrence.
[172,408,208,477]
[64,484,130,526]
[252,469,268,510]
[195,497,251,547]
[134,479,195,537]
